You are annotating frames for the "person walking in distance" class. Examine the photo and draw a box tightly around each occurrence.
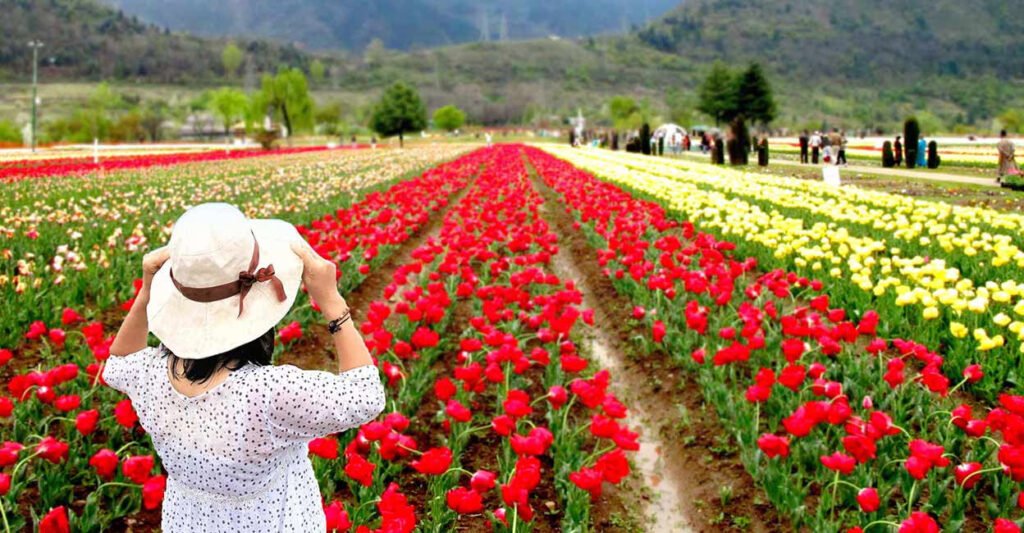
[810,131,822,164]
[799,130,810,164]
[894,135,904,167]
[998,129,1019,182]
[837,130,848,166]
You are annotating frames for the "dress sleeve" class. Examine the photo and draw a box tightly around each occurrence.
[263,364,386,443]
[102,346,159,396]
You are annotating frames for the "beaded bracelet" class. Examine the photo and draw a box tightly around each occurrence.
[327,310,352,335]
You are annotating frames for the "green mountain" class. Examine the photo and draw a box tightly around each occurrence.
[0,0,312,83]
[102,0,679,51]
[2,0,1023,132]
[639,0,1024,81]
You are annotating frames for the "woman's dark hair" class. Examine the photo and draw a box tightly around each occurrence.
[165,328,274,384]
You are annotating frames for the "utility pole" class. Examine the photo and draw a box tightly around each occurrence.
[27,40,43,153]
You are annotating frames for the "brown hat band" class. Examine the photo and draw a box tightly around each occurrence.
[169,234,287,317]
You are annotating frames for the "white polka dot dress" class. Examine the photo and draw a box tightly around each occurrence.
[104,347,386,532]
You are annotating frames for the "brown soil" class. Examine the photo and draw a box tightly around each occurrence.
[530,169,789,532]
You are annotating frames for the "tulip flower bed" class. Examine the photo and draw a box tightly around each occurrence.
[525,145,1024,532]
[0,145,646,532]
[0,146,484,531]
[305,146,637,532]
[0,146,342,183]
[548,146,1024,402]
[0,145,466,352]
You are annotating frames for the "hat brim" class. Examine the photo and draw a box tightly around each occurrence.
[147,219,304,360]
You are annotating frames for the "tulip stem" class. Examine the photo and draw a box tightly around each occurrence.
[959,466,1003,487]
[10,450,42,481]
[905,480,918,512]
[0,498,9,533]
[824,479,860,492]
[115,441,138,456]
[862,520,901,531]
[947,376,969,396]
[829,470,839,521]
[397,443,423,456]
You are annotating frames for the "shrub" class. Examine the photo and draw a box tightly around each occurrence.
[728,116,749,165]
[904,117,920,169]
[640,123,652,155]
[927,140,941,169]
[882,141,895,167]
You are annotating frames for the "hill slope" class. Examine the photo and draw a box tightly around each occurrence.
[638,0,1024,81]
[102,0,678,51]
[0,0,312,83]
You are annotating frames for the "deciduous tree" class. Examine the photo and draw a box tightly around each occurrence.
[370,82,427,147]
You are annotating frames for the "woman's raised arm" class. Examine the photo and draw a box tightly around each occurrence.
[289,242,374,373]
[109,247,170,357]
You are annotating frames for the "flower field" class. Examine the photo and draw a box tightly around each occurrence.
[2,142,1024,532]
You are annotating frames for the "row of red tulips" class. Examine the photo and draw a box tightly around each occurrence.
[525,145,1024,532]
[0,149,485,531]
[0,146,343,182]
[306,146,636,532]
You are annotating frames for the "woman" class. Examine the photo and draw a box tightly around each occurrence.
[998,129,1019,180]
[105,203,385,532]
[894,136,904,167]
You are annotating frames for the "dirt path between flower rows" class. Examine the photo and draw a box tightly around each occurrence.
[530,170,788,533]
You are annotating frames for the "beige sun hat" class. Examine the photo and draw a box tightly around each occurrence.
[147,203,305,359]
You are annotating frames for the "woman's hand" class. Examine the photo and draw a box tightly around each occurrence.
[110,246,169,357]
[138,246,170,302]
[290,241,347,317]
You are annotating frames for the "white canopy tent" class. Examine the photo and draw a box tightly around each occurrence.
[653,123,687,140]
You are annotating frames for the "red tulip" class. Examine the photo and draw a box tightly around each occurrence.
[309,437,339,460]
[446,487,484,514]
[820,452,856,475]
[857,487,879,512]
[114,399,138,428]
[652,320,666,343]
[54,394,80,413]
[962,364,984,383]
[61,308,84,326]
[781,338,805,362]
[411,447,453,475]
[757,434,790,459]
[323,500,352,532]
[39,506,69,533]
[547,386,568,410]
[445,399,472,423]
[471,469,497,492]
[25,321,47,341]
[142,475,167,510]
[595,449,630,483]
[410,327,440,349]
[953,462,983,489]
[75,409,100,435]
[0,349,12,367]
[899,512,938,532]
[344,452,375,487]
[569,467,604,500]
[90,449,119,480]
[122,454,155,484]
[0,474,9,496]
[278,321,303,343]
[434,377,456,400]
[36,436,68,464]
[994,519,1021,533]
